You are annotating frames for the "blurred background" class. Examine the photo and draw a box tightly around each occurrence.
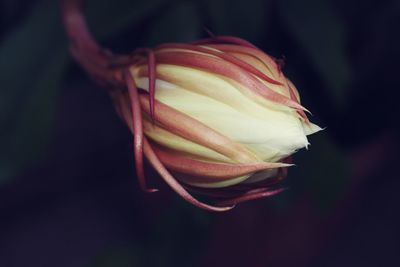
[1,0,399,266]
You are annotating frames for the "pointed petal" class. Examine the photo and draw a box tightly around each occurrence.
[286,80,309,122]
[303,122,323,135]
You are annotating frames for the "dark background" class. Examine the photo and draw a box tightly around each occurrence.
[1,0,399,266]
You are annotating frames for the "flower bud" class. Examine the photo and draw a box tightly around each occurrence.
[112,36,321,211]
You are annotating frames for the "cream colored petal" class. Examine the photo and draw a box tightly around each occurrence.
[302,121,323,136]
[137,77,309,161]
[135,65,296,115]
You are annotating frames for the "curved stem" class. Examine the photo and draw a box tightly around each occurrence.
[60,0,100,53]
[60,0,125,86]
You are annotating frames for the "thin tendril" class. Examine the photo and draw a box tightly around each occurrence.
[125,70,158,193]
[143,138,234,212]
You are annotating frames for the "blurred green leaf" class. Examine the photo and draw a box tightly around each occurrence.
[148,1,202,45]
[278,0,351,107]
[0,1,68,184]
[202,0,270,42]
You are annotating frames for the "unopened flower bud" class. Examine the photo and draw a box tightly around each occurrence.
[111,36,321,211]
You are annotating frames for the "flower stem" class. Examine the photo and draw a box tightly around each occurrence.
[60,0,126,87]
[60,0,100,54]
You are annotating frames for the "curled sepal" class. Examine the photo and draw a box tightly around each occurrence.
[124,70,158,193]
[191,35,258,48]
[143,138,234,212]
[154,51,307,112]
[152,144,291,181]
[138,94,259,164]
[133,49,157,119]
[216,187,286,206]
[156,43,283,86]
[206,44,282,79]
